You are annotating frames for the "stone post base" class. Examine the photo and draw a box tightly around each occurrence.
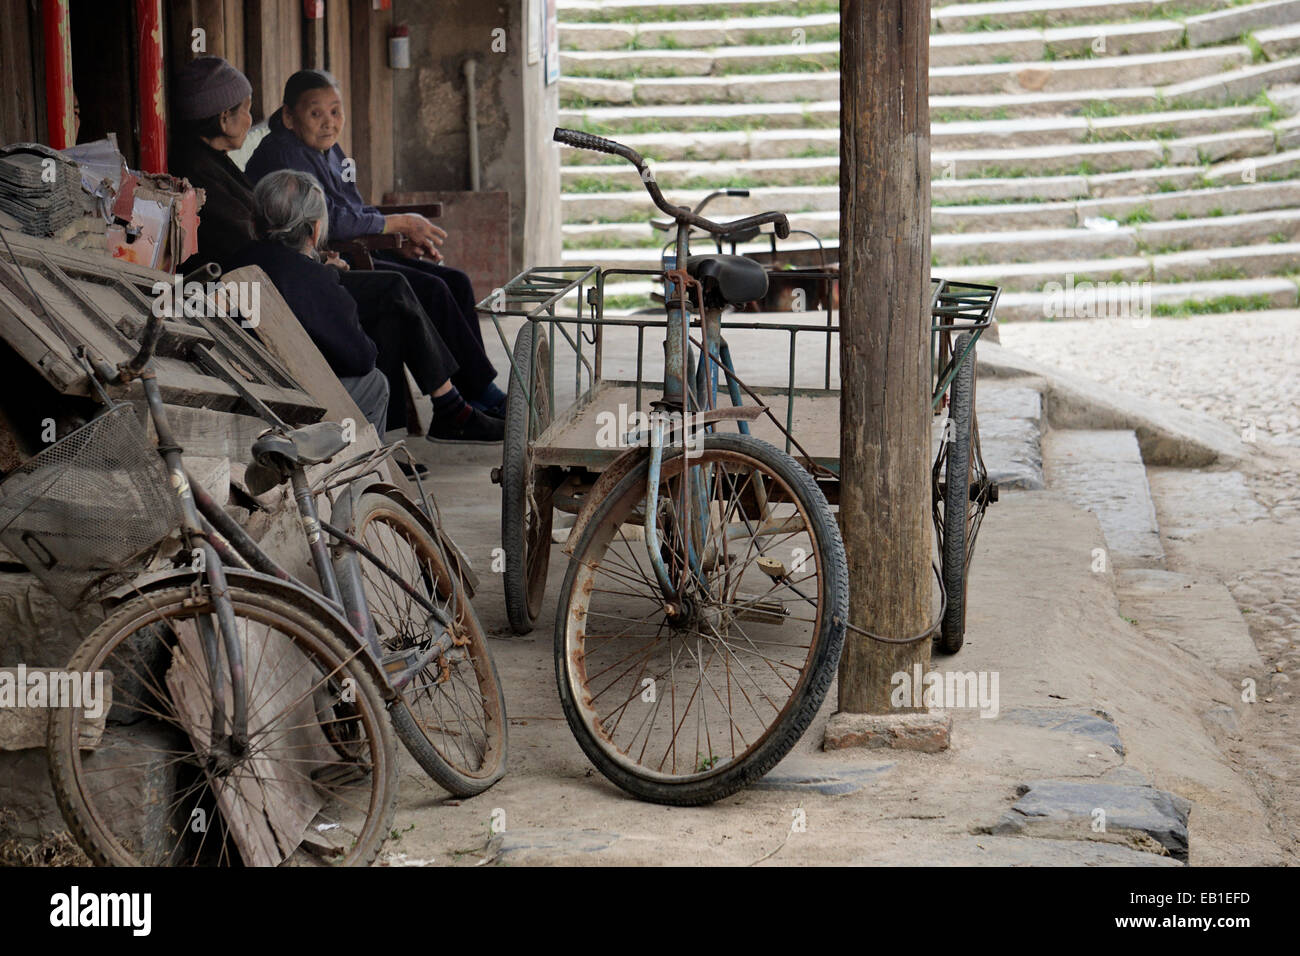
[823,710,952,753]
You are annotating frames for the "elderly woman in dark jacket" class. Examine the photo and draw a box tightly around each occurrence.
[227,170,504,444]
[225,171,388,432]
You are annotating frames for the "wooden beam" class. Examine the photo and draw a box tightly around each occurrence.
[836,0,934,713]
[347,0,393,204]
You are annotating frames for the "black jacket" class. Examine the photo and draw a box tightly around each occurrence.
[172,137,257,274]
[225,241,377,378]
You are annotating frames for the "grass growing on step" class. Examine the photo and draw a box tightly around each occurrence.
[931,107,1012,122]
[1241,32,1269,65]
[563,234,661,250]
[1151,293,1275,316]
[1121,205,1155,225]
[1269,232,1291,243]
[562,0,842,23]
[603,293,656,311]
[565,52,838,80]
[627,27,841,50]
[931,194,1055,207]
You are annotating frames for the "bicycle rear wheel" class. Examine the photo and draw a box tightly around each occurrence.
[352,490,507,797]
[47,583,397,866]
[935,331,983,655]
[555,434,847,805]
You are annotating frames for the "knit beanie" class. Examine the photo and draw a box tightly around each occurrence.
[174,56,252,121]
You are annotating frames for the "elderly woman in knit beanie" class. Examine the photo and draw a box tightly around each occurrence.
[171,56,256,273]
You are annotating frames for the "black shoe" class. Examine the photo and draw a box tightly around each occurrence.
[396,459,429,478]
[470,395,507,419]
[427,408,505,444]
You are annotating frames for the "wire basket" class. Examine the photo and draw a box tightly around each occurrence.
[0,403,181,609]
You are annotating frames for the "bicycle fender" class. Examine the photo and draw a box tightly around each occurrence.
[98,566,399,702]
[562,444,651,556]
[355,482,480,597]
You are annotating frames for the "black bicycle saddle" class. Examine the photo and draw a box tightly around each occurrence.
[687,255,768,307]
[250,421,349,470]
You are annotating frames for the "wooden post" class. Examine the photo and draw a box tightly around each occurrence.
[348,1,394,204]
[836,0,933,714]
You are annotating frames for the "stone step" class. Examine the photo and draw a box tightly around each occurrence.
[560,106,1271,164]
[1257,21,1300,59]
[931,0,1162,33]
[1116,568,1264,676]
[974,381,1046,490]
[1162,55,1300,104]
[561,100,841,133]
[563,121,1293,188]
[935,20,1185,66]
[1272,83,1300,113]
[567,178,1300,226]
[1204,146,1300,183]
[562,170,1300,230]
[562,91,1237,133]
[558,0,1182,29]
[561,41,841,79]
[930,47,1251,96]
[567,210,1300,262]
[1149,239,1300,280]
[558,0,844,24]
[1185,0,1300,48]
[931,87,1161,118]
[1044,429,1165,569]
[563,47,1255,105]
[563,17,1182,63]
[993,276,1300,319]
[560,13,840,52]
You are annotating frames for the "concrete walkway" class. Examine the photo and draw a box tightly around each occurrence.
[378,316,1285,867]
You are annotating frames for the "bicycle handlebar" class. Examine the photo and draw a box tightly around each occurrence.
[553,127,789,240]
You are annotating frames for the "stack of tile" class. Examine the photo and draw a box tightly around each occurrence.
[0,144,82,237]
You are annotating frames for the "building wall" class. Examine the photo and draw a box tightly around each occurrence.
[390,0,560,273]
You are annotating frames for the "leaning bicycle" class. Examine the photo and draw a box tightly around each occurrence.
[8,300,504,864]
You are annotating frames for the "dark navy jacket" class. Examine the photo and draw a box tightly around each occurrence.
[226,240,377,378]
[244,109,386,242]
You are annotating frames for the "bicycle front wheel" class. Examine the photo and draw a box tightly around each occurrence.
[352,490,507,797]
[47,583,398,866]
[555,434,847,805]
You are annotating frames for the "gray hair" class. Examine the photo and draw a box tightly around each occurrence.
[252,169,329,252]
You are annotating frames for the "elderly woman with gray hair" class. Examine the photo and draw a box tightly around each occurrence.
[227,169,504,443]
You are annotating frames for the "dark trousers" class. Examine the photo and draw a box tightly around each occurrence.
[369,252,497,398]
[339,269,458,432]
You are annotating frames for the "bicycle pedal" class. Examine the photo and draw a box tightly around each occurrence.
[381,647,423,680]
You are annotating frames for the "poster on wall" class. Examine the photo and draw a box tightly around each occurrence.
[545,0,560,85]
[527,0,542,66]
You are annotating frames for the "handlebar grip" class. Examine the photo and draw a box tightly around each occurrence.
[773,215,791,240]
[553,127,622,156]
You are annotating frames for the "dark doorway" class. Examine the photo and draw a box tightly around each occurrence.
[69,0,139,166]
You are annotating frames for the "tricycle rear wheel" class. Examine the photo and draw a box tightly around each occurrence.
[502,323,554,635]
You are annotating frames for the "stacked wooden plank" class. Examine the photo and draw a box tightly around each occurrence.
[0,145,82,237]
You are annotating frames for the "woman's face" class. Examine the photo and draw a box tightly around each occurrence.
[221,96,253,149]
[284,86,345,152]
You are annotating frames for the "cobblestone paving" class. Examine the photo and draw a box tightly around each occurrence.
[1001,311,1300,859]
[1000,311,1300,450]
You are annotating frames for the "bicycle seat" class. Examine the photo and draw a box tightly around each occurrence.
[250,421,350,470]
[686,255,768,307]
